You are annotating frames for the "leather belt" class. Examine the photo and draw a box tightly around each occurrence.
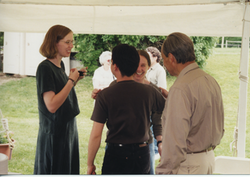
[187,146,216,154]
[108,142,148,148]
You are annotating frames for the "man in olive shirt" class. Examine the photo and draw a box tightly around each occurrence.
[156,32,224,174]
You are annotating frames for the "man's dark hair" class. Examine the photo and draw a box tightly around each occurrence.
[112,44,140,77]
[162,32,196,64]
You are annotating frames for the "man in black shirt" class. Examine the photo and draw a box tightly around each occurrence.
[87,44,165,174]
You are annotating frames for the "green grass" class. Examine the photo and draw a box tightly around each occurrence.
[204,48,250,158]
[0,48,249,174]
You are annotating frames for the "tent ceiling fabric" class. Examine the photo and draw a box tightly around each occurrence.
[0,0,246,36]
[0,0,241,6]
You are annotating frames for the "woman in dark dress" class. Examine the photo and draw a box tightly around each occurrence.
[34,25,86,174]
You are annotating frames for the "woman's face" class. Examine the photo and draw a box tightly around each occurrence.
[133,55,149,83]
[56,32,74,58]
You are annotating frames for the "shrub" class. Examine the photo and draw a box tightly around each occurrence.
[74,34,217,75]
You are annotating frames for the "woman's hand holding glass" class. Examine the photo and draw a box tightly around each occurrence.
[69,67,88,86]
[77,66,88,79]
[69,68,80,83]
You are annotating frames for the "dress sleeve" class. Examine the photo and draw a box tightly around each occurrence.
[36,63,56,96]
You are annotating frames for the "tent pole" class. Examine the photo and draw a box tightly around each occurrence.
[237,2,250,158]
[221,36,224,48]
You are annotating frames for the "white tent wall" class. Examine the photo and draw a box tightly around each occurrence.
[3,32,70,76]
[0,0,249,174]
[24,33,46,76]
[3,32,22,75]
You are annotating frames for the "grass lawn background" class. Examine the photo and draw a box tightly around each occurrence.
[0,48,249,174]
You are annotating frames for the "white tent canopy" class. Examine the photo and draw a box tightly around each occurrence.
[0,0,247,36]
[0,0,249,162]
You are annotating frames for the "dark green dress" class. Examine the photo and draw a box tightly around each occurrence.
[34,60,80,174]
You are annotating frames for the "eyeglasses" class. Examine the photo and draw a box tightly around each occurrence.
[61,40,75,45]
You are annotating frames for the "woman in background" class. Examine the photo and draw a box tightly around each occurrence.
[135,50,163,174]
[146,46,167,160]
[92,51,115,90]
[34,24,86,174]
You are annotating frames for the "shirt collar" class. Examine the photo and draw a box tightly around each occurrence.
[177,62,199,79]
[150,63,160,70]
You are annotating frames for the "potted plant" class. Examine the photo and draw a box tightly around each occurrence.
[0,110,15,160]
[0,130,14,160]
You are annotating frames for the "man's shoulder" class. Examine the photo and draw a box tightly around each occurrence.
[99,80,134,92]
[174,67,218,91]
[103,80,151,92]
[143,83,163,98]
[149,82,161,91]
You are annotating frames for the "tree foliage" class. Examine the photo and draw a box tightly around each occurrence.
[0,32,3,46]
[191,36,217,68]
[74,34,216,75]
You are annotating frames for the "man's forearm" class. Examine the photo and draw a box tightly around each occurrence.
[87,121,104,174]
[87,135,101,166]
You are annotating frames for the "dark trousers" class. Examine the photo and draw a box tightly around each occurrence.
[102,143,150,174]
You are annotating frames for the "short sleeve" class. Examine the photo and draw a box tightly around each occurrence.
[36,62,56,96]
[90,91,108,124]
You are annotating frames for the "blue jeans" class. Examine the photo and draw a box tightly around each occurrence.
[149,142,155,174]
[150,126,159,154]
[154,138,158,154]
[102,143,150,174]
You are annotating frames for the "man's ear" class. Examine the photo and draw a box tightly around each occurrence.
[113,63,119,71]
[168,53,177,65]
